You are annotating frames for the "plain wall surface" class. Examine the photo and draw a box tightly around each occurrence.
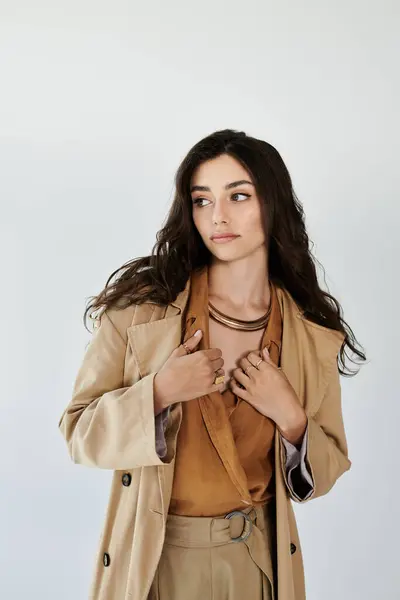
[1,1,399,598]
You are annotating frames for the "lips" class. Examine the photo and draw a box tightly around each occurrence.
[211,234,239,240]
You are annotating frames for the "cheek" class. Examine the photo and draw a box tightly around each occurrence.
[242,212,264,237]
[192,212,207,238]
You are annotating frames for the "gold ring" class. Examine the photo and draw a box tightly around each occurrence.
[214,374,225,385]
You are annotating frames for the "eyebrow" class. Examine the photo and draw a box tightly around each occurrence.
[190,179,254,193]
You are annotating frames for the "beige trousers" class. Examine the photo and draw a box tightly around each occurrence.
[148,502,277,600]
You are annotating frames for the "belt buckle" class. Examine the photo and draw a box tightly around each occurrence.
[224,508,255,543]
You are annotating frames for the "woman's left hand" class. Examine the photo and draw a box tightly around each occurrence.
[230,346,307,441]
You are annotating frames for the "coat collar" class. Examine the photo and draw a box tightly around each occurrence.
[166,272,344,355]
[165,276,191,316]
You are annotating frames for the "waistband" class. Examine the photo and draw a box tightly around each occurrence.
[164,505,269,548]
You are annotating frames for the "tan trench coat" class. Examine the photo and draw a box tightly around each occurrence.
[58,277,351,600]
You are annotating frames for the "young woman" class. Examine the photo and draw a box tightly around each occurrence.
[58,129,366,600]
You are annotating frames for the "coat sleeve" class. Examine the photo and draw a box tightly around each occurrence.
[58,308,181,470]
[279,360,351,503]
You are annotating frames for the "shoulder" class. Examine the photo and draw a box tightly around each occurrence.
[92,298,167,343]
[275,284,345,365]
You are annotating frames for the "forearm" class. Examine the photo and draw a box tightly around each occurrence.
[276,397,308,447]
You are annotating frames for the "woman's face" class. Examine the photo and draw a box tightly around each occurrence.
[190,153,266,261]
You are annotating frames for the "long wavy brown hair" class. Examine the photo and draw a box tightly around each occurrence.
[83,128,367,376]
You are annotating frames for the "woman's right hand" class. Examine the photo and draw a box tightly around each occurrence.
[153,330,225,412]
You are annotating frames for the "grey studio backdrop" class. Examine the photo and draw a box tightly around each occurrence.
[0,1,398,599]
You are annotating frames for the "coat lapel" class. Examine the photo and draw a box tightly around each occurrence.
[126,278,190,379]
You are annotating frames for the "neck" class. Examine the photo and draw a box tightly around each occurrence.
[207,259,270,312]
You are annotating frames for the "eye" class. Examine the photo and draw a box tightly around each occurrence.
[192,197,209,207]
[192,193,250,206]
[231,193,250,201]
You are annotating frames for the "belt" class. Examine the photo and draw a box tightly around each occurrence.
[224,507,258,542]
[164,505,267,548]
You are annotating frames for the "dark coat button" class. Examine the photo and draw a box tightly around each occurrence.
[103,552,110,567]
[122,473,131,487]
[290,543,297,555]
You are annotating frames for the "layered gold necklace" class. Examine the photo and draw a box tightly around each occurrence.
[208,299,271,331]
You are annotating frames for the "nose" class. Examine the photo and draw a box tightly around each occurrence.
[212,199,229,224]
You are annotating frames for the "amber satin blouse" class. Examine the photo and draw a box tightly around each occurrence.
[168,265,283,517]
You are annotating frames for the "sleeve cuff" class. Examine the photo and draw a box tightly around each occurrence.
[281,424,314,500]
[154,405,171,459]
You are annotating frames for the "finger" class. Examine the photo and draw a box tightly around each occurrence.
[177,330,202,355]
[230,378,249,397]
[210,356,224,372]
[232,367,249,385]
[213,367,225,382]
[209,368,225,392]
[262,346,275,364]
[247,351,261,362]
[262,347,282,371]
[238,356,254,373]
[204,347,223,361]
